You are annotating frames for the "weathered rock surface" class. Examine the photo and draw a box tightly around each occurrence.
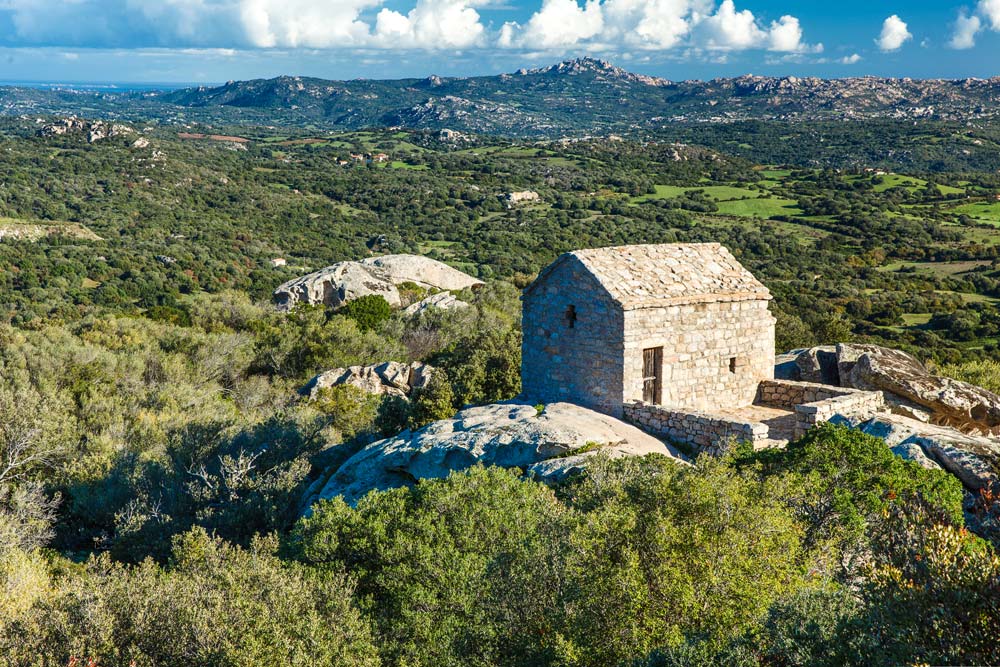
[360,254,483,292]
[856,413,999,490]
[38,117,134,143]
[838,343,1000,434]
[795,345,839,384]
[502,191,540,208]
[274,254,481,311]
[403,292,470,316]
[275,261,400,310]
[304,402,685,507]
[778,344,1000,435]
[303,361,434,400]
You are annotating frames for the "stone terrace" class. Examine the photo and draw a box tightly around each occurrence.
[624,379,885,456]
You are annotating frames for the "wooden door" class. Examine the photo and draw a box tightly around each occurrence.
[642,347,663,404]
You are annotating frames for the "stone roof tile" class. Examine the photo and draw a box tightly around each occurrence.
[562,243,770,309]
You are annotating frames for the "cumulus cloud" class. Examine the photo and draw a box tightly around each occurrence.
[0,0,382,48]
[839,53,861,64]
[512,0,604,49]
[0,0,818,54]
[980,0,1000,30]
[950,11,982,49]
[373,0,488,48]
[947,0,1000,49]
[876,15,911,52]
[501,0,818,53]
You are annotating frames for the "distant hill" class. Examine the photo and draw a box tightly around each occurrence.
[7,58,1000,136]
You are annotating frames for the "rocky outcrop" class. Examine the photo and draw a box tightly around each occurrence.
[303,402,686,507]
[274,261,400,310]
[403,292,470,317]
[359,255,483,292]
[502,191,540,208]
[854,414,999,491]
[779,344,1000,435]
[273,254,482,311]
[38,117,134,143]
[837,344,1000,434]
[777,344,1000,495]
[795,345,839,385]
[303,361,434,400]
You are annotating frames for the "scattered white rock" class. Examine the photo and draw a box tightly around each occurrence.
[38,117,135,143]
[403,292,470,317]
[303,361,434,400]
[502,191,541,208]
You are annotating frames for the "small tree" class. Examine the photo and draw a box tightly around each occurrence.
[338,295,393,332]
[408,371,455,429]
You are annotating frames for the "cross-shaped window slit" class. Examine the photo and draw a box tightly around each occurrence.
[565,305,577,329]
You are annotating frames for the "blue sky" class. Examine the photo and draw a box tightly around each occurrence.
[0,1,996,84]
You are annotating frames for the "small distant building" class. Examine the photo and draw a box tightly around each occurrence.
[270,258,287,268]
[522,244,885,454]
[371,153,390,163]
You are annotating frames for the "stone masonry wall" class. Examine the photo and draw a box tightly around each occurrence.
[522,256,625,417]
[622,299,775,411]
[757,379,885,438]
[624,401,769,456]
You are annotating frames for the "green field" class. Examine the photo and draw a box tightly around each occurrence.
[879,260,993,277]
[715,197,801,218]
[952,200,1000,226]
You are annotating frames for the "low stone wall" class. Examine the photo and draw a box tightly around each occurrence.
[624,401,768,456]
[757,379,885,438]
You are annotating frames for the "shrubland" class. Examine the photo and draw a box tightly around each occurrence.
[0,122,998,664]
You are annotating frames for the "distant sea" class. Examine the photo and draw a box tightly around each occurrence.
[0,81,210,92]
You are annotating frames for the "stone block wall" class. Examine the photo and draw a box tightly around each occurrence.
[757,379,885,438]
[622,299,775,411]
[624,401,769,456]
[522,256,626,417]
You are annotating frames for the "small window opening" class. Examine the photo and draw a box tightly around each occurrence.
[729,357,738,374]
[565,305,577,329]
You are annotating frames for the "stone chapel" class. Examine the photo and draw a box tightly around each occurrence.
[521,243,776,418]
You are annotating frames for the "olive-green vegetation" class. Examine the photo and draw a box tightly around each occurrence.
[1,121,999,363]
[0,119,999,664]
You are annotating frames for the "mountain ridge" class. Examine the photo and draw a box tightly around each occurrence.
[7,58,1000,136]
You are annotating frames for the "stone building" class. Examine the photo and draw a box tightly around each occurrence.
[523,243,775,417]
[523,243,885,453]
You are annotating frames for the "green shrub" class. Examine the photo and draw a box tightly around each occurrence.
[338,295,394,332]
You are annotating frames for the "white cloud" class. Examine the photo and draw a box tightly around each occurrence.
[979,0,1000,30]
[950,12,982,49]
[502,0,818,53]
[0,0,818,55]
[876,15,911,52]
[513,0,604,49]
[603,0,712,50]
[238,0,378,48]
[699,0,765,50]
[373,0,488,48]
[839,53,861,64]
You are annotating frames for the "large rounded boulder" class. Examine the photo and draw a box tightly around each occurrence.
[302,402,686,508]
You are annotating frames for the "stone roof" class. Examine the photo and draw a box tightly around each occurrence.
[529,243,771,309]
